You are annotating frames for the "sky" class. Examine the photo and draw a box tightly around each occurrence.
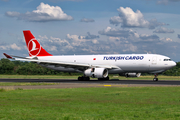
[0,0,180,61]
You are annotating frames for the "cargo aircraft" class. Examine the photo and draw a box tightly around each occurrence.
[3,30,176,81]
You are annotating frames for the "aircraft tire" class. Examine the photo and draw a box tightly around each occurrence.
[106,76,109,80]
[85,77,90,81]
[98,76,109,81]
[153,78,158,81]
[78,77,90,81]
[78,77,82,81]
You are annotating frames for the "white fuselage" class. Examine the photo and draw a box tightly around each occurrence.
[37,54,176,74]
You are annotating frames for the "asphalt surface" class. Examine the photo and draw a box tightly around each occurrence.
[0,78,180,85]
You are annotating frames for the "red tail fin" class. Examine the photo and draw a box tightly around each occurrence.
[23,30,52,57]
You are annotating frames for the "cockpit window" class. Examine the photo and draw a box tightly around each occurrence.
[164,59,172,61]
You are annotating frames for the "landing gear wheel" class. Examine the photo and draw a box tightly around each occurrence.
[98,78,103,81]
[98,76,109,81]
[153,74,158,82]
[78,76,90,81]
[106,76,109,80]
[78,77,82,81]
[153,78,158,81]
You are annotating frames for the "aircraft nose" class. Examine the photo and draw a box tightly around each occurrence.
[172,61,176,67]
[166,61,176,69]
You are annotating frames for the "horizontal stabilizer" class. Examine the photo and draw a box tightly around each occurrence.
[3,53,13,59]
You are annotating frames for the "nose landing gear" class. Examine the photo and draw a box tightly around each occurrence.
[153,74,158,81]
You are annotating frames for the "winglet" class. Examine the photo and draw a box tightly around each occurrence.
[3,53,13,59]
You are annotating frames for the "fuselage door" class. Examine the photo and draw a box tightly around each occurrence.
[152,56,157,64]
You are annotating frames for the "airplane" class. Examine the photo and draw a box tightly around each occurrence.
[3,30,176,81]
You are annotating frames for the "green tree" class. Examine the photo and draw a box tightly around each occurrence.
[0,58,15,74]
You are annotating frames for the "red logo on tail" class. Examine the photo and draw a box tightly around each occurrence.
[28,38,41,56]
[24,30,52,57]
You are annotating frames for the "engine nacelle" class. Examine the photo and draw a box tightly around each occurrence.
[119,73,141,77]
[84,68,108,78]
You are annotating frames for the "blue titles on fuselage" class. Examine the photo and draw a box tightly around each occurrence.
[103,56,144,60]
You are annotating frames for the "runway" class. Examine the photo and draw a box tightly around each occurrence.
[0,79,180,86]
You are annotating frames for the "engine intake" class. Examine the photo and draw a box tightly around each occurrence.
[84,68,108,78]
[119,73,141,77]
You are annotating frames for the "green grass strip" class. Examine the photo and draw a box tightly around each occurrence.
[0,87,180,119]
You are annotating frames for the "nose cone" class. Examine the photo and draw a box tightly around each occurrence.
[172,61,176,67]
[166,61,176,69]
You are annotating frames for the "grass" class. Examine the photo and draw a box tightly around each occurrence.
[0,82,60,86]
[0,74,180,80]
[0,87,180,119]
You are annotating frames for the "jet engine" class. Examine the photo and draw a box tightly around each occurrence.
[84,68,108,78]
[119,73,141,77]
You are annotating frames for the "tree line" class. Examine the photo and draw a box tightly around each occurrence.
[0,58,180,76]
[0,58,81,75]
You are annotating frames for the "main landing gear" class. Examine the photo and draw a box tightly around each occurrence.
[153,74,158,81]
[98,76,109,81]
[78,76,90,81]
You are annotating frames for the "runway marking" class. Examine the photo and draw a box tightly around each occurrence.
[104,85,111,87]
[90,84,129,87]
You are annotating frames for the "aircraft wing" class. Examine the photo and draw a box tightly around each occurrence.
[3,53,119,71]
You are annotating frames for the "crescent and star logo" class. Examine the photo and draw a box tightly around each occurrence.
[28,38,41,56]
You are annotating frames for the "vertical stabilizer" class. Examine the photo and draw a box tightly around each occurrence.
[23,30,52,57]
